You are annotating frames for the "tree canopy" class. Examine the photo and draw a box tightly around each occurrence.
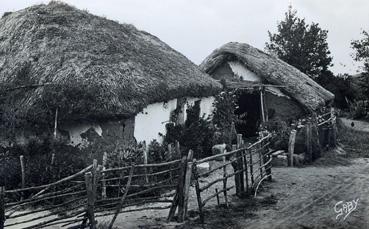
[352,30,369,74]
[265,6,333,78]
[351,30,369,99]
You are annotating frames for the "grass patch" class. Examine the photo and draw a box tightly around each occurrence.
[337,118,369,158]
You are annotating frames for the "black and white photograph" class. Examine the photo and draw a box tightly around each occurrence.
[0,0,369,228]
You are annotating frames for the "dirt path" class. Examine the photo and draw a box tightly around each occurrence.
[188,157,369,229]
[339,118,369,132]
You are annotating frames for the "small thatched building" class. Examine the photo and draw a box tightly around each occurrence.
[0,2,221,148]
[200,42,334,137]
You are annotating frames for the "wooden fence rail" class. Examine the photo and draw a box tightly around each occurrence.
[192,133,272,223]
[287,108,337,167]
[1,134,275,228]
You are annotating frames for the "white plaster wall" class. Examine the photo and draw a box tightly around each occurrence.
[134,98,177,144]
[63,122,102,147]
[200,96,215,119]
[134,96,216,144]
[228,61,262,82]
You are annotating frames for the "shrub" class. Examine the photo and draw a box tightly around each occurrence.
[261,119,291,150]
[163,103,216,159]
[350,100,368,119]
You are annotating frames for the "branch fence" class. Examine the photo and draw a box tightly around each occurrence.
[0,109,337,228]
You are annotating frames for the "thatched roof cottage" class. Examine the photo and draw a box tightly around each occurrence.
[200,42,334,137]
[0,2,221,148]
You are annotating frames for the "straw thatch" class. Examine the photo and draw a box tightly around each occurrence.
[200,42,334,111]
[0,2,221,122]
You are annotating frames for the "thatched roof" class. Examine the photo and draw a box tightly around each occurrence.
[200,42,334,111]
[0,2,221,122]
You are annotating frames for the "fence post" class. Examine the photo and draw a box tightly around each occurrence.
[265,137,272,181]
[192,160,204,224]
[248,148,254,188]
[167,155,186,222]
[231,144,240,196]
[168,144,173,181]
[305,122,313,163]
[0,186,5,229]
[258,142,263,179]
[177,154,187,222]
[180,150,193,222]
[236,134,245,194]
[143,142,149,183]
[242,149,249,194]
[85,172,96,229]
[288,130,297,167]
[330,108,337,147]
[19,155,25,200]
[102,152,107,199]
[222,152,229,207]
[175,141,181,157]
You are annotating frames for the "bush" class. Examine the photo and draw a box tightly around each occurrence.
[0,140,87,190]
[261,119,291,150]
[350,100,368,119]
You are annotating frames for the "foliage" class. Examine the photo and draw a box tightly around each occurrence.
[0,140,87,189]
[212,90,238,146]
[163,104,215,159]
[147,140,167,163]
[105,143,144,169]
[351,30,369,99]
[265,6,333,78]
[350,100,368,120]
[261,119,291,150]
[316,72,354,109]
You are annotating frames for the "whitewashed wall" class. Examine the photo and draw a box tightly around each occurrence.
[63,122,103,147]
[134,98,177,144]
[228,61,261,82]
[134,96,216,144]
[58,96,216,147]
[199,96,215,119]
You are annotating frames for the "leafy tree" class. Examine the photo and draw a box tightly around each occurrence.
[266,6,333,78]
[351,30,369,98]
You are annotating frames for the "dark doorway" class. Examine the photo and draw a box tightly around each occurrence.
[235,91,261,138]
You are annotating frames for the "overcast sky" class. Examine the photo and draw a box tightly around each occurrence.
[2,0,368,75]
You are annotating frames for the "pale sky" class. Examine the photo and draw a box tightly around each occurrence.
[1,0,368,75]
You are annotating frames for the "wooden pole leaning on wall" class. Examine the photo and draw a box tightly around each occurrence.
[260,87,266,123]
[85,172,96,229]
[0,186,5,229]
[305,122,313,163]
[236,134,245,194]
[102,152,107,199]
[288,130,297,167]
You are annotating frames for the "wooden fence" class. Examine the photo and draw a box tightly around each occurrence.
[192,133,272,223]
[0,134,273,228]
[0,141,197,229]
[2,165,92,229]
[288,108,337,166]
